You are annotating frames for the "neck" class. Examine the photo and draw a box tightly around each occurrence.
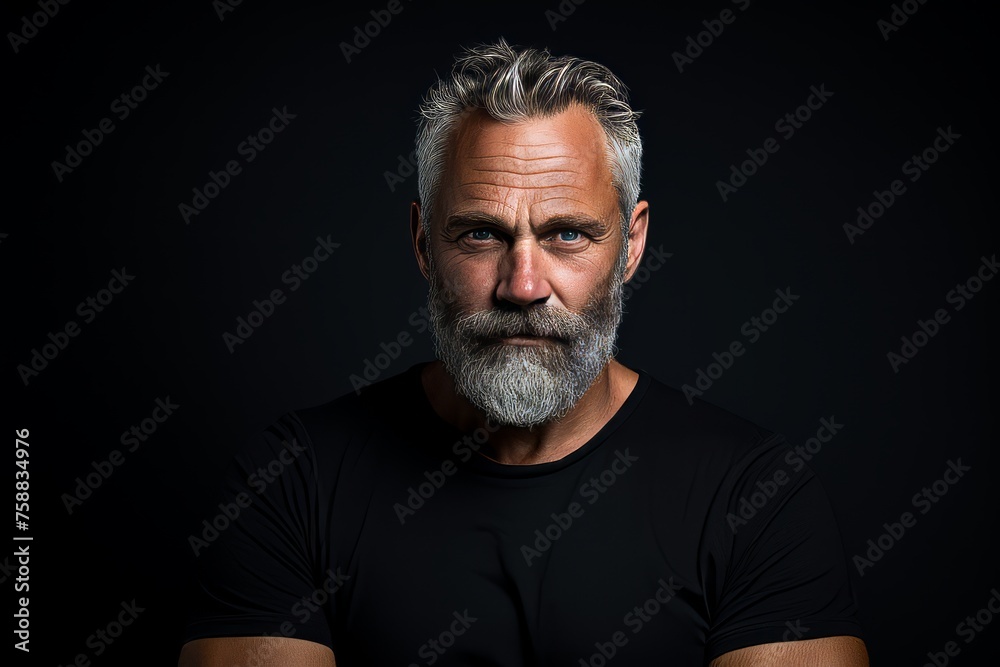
[420,358,638,465]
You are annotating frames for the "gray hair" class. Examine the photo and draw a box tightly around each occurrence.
[415,38,643,239]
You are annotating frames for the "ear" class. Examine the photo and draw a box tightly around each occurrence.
[622,200,650,283]
[410,200,430,280]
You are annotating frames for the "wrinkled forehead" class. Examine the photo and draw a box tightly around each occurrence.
[438,105,618,217]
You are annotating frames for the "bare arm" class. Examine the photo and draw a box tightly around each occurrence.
[709,636,869,667]
[178,637,335,667]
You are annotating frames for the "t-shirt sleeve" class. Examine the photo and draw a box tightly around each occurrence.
[704,432,864,662]
[181,412,334,650]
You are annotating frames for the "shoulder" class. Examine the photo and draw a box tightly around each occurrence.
[227,363,426,485]
[629,368,790,474]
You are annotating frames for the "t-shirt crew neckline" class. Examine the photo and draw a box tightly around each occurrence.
[408,360,652,478]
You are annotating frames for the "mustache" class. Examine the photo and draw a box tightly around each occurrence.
[451,306,590,341]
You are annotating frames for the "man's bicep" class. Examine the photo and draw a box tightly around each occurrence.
[708,635,868,667]
[179,636,336,667]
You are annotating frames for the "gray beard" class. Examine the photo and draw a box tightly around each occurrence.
[427,248,626,428]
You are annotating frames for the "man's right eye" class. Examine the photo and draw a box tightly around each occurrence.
[467,229,495,241]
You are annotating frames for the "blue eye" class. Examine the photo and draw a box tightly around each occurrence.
[469,229,494,241]
[558,230,581,242]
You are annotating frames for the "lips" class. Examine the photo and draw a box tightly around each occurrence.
[481,333,564,347]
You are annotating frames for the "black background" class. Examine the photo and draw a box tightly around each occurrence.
[5,0,998,664]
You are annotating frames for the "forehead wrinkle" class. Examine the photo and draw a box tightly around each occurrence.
[469,168,580,175]
[467,154,578,162]
[467,138,582,161]
[456,181,591,191]
[456,155,588,188]
[463,196,518,215]
[531,195,602,208]
[478,139,565,149]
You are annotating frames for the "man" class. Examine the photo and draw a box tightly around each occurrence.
[179,39,869,666]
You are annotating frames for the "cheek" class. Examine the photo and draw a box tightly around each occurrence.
[433,261,496,308]
[552,257,614,303]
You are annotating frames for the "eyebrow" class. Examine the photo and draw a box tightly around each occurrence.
[443,212,612,238]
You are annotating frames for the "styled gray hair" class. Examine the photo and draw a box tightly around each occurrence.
[415,38,643,237]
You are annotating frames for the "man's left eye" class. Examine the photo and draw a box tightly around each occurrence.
[557,230,581,242]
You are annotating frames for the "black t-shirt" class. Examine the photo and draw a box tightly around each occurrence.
[182,362,864,665]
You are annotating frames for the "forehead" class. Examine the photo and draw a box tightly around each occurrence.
[438,104,618,220]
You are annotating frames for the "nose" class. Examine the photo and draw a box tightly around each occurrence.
[495,239,551,307]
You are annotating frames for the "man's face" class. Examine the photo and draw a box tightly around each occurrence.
[421,104,632,427]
